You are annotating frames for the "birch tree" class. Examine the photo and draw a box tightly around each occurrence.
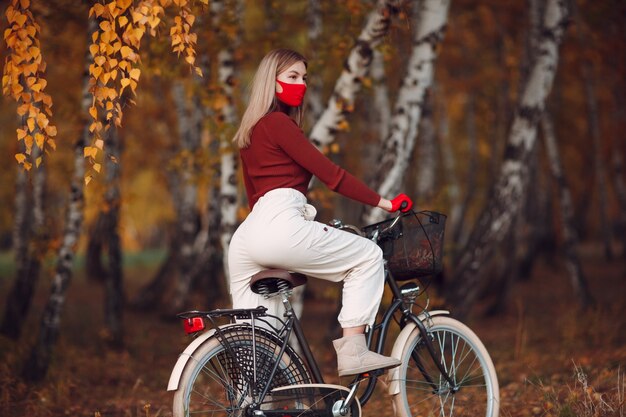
[0,1,53,339]
[305,0,324,127]
[22,19,95,380]
[415,91,437,201]
[168,81,203,313]
[363,0,450,224]
[447,0,570,316]
[309,0,401,148]
[572,1,613,260]
[214,0,242,285]
[542,112,594,307]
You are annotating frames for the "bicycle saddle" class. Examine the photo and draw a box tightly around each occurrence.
[250,269,308,294]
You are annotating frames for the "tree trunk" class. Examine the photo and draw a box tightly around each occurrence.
[613,151,626,259]
[416,89,437,202]
[102,116,125,348]
[370,48,391,145]
[542,112,594,308]
[363,0,450,224]
[450,95,478,249]
[169,81,202,313]
[585,76,613,260]
[22,18,94,380]
[1,128,47,338]
[446,0,570,318]
[573,1,613,260]
[305,0,324,127]
[309,0,401,148]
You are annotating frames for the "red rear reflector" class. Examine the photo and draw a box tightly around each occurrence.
[183,317,205,334]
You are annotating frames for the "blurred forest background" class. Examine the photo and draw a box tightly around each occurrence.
[0,0,625,416]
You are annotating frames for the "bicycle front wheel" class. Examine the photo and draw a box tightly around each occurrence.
[173,325,311,417]
[393,316,499,417]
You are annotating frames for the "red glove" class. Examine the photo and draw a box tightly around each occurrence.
[390,193,413,212]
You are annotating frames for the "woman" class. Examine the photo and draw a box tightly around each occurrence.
[228,48,413,377]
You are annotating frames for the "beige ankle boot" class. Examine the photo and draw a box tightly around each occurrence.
[332,334,401,377]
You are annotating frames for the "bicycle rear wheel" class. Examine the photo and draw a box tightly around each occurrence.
[173,325,311,417]
[393,316,499,417]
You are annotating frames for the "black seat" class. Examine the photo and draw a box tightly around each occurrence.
[250,269,308,294]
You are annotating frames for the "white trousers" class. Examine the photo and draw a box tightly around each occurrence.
[228,188,385,328]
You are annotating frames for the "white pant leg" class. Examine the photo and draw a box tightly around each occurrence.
[228,188,385,328]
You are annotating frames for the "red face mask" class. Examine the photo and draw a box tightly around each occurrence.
[276,79,307,107]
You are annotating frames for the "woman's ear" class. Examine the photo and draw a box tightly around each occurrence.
[275,80,283,93]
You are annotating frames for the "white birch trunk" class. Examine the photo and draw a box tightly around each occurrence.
[363,0,450,224]
[542,112,593,307]
[24,17,96,379]
[305,0,324,126]
[170,81,202,312]
[309,0,401,147]
[214,0,243,287]
[448,0,570,316]
[370,48,391,143]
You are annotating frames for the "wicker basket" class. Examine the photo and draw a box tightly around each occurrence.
[364,211,446,281]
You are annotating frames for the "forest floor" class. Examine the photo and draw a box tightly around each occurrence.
[0,242,624,417]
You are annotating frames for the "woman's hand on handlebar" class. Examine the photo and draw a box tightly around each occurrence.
[390,193,413,212]
[377,193,413,213]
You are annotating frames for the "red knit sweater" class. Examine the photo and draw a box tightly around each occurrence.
[240,111,381,209]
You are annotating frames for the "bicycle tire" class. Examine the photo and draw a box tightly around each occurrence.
[173,325,311,417]
[393,316,499,417]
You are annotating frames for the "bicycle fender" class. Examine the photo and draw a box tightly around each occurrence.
[167,328,218,391]
[387,310,449,396]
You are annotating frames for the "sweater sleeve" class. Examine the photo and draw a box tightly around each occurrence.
[263,113,381,207]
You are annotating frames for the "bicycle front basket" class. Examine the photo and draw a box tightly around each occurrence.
[364,211,446,281]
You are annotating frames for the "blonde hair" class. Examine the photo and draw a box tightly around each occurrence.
[233,49,307,148]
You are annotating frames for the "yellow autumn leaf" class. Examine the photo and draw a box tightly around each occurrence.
[45,125,57,137]
[27,117,35,132]
[120,77,131,89]
[34,132,44,149]
[94,56,106,66]
[84,146,98,158]
[15,153,26,164]
[120,45,132,58]
[35,156,42,168]
[89,105,98,119]
[330,143,341,153]
[118,15,128,27]
[92,66,103,79]
[185,55,195,65]
[337,119,350,131]
[129,68,140,80]
[47,138,56,150]
[99,20,111,32]
[194,67,203,77]
[24,134,33,152]
[36,112,49,129]
[16,128,27,140]
[95,138,104,149]
[20,0,31,9]
[93,162,102,173]
[84,175,92,185]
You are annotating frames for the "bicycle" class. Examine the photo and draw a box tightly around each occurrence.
[167,210,500,417]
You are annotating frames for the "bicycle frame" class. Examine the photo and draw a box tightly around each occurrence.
[252,269,454,409]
